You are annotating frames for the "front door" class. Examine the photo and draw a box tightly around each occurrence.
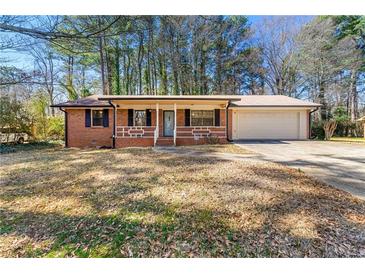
[163,111,174,137]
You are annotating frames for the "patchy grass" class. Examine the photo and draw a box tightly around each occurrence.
[180,144,253,154]
[0,147,364,257]
[330,137,365,144]
[0,141,63,154]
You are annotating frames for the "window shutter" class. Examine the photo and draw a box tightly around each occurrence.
[103,109,109,127]
[85,109,91,127]
[214,109,220,126]
[128,109,134,126]
[146,109,151,126]
[185,109,190,126]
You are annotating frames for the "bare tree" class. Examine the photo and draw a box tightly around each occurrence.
[29,42,60,115]
[296,17,360,120]
[254,16,304,96]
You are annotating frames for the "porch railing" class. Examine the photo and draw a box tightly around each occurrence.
[176,126,226,138]
[116,126,155,138]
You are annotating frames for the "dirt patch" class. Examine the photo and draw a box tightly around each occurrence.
[179,144,253,154]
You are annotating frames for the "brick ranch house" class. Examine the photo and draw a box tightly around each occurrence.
[51,95,320,148]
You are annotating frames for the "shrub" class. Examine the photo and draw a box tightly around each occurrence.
[311,121,325,140]
[0,141,62,154]
[47,116,64,140]
[206,135,220,144]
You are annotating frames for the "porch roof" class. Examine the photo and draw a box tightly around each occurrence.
[98,95,241,102]
[51,94,321,108]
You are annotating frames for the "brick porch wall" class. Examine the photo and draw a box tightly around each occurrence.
[175,109,229,145]
[115,138,154,148]
[66,107,231,148]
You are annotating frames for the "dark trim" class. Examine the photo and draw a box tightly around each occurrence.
[102,109,109,127]
[109,101,116,149]
[163,110,174,137]
[214,109,220,126]
[308,107,319,139]
[184,109,190,126]
[146,109,152,126]
[128,109,134,126]
[59,108,68,148]
[85,109,91,127]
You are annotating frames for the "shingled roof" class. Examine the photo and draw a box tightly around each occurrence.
[51,95,111,108]
[51,94,320,108]
[229,95,321,108]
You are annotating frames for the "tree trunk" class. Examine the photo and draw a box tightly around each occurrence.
[105,46,113,95]
[200,40,208,94]
[323,120,337,140]
[137,32,144,95]
[114,39,121,95]
[99,35,107,95]
[349,69,358,122]
[318,80,327,121]
[215,37,223,94]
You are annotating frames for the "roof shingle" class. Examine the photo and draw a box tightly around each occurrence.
[229,95,321,107]
[51,94,320,108]
[51,95,111,108]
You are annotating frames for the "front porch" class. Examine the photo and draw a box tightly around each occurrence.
[112,101,229,148]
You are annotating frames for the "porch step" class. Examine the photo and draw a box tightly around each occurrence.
[155,137,174,146]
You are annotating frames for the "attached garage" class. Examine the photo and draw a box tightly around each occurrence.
[230,95,320,140]
[232,109,308,140]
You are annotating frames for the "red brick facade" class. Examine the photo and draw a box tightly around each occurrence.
[66,109,113,148]
[65,107,231,148]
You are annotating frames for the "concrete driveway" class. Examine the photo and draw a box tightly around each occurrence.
[235,140,365,199]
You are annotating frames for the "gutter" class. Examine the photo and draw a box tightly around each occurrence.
[51,105,112,108]
[229,105,321,108]
[109,100,116,149]
[309,107,319,139]
[59,108,68,148]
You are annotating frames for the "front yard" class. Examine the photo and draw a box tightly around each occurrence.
[0,145,364,257]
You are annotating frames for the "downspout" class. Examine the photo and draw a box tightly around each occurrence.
[59,108,68,148]
[309,107,319,139]
[109,100,116,149]
[226,102,230,142]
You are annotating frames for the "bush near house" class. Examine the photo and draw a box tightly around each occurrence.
[0,94,64,143]
[47,116,64,140]
[311,106,364,140]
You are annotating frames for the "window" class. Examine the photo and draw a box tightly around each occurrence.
[92,110,103,127]
[191,110,214,126]
[134,110,146,126]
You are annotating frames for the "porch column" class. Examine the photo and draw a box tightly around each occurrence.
[225,102,229,141]
[114,107,117,148]
[156,103,159,139]
[174,103,177,146]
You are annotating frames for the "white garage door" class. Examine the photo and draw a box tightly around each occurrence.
[233,110,304,140]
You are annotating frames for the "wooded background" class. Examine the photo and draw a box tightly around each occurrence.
[1,16,364,138]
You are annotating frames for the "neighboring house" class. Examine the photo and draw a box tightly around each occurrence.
[51,95,320,148]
